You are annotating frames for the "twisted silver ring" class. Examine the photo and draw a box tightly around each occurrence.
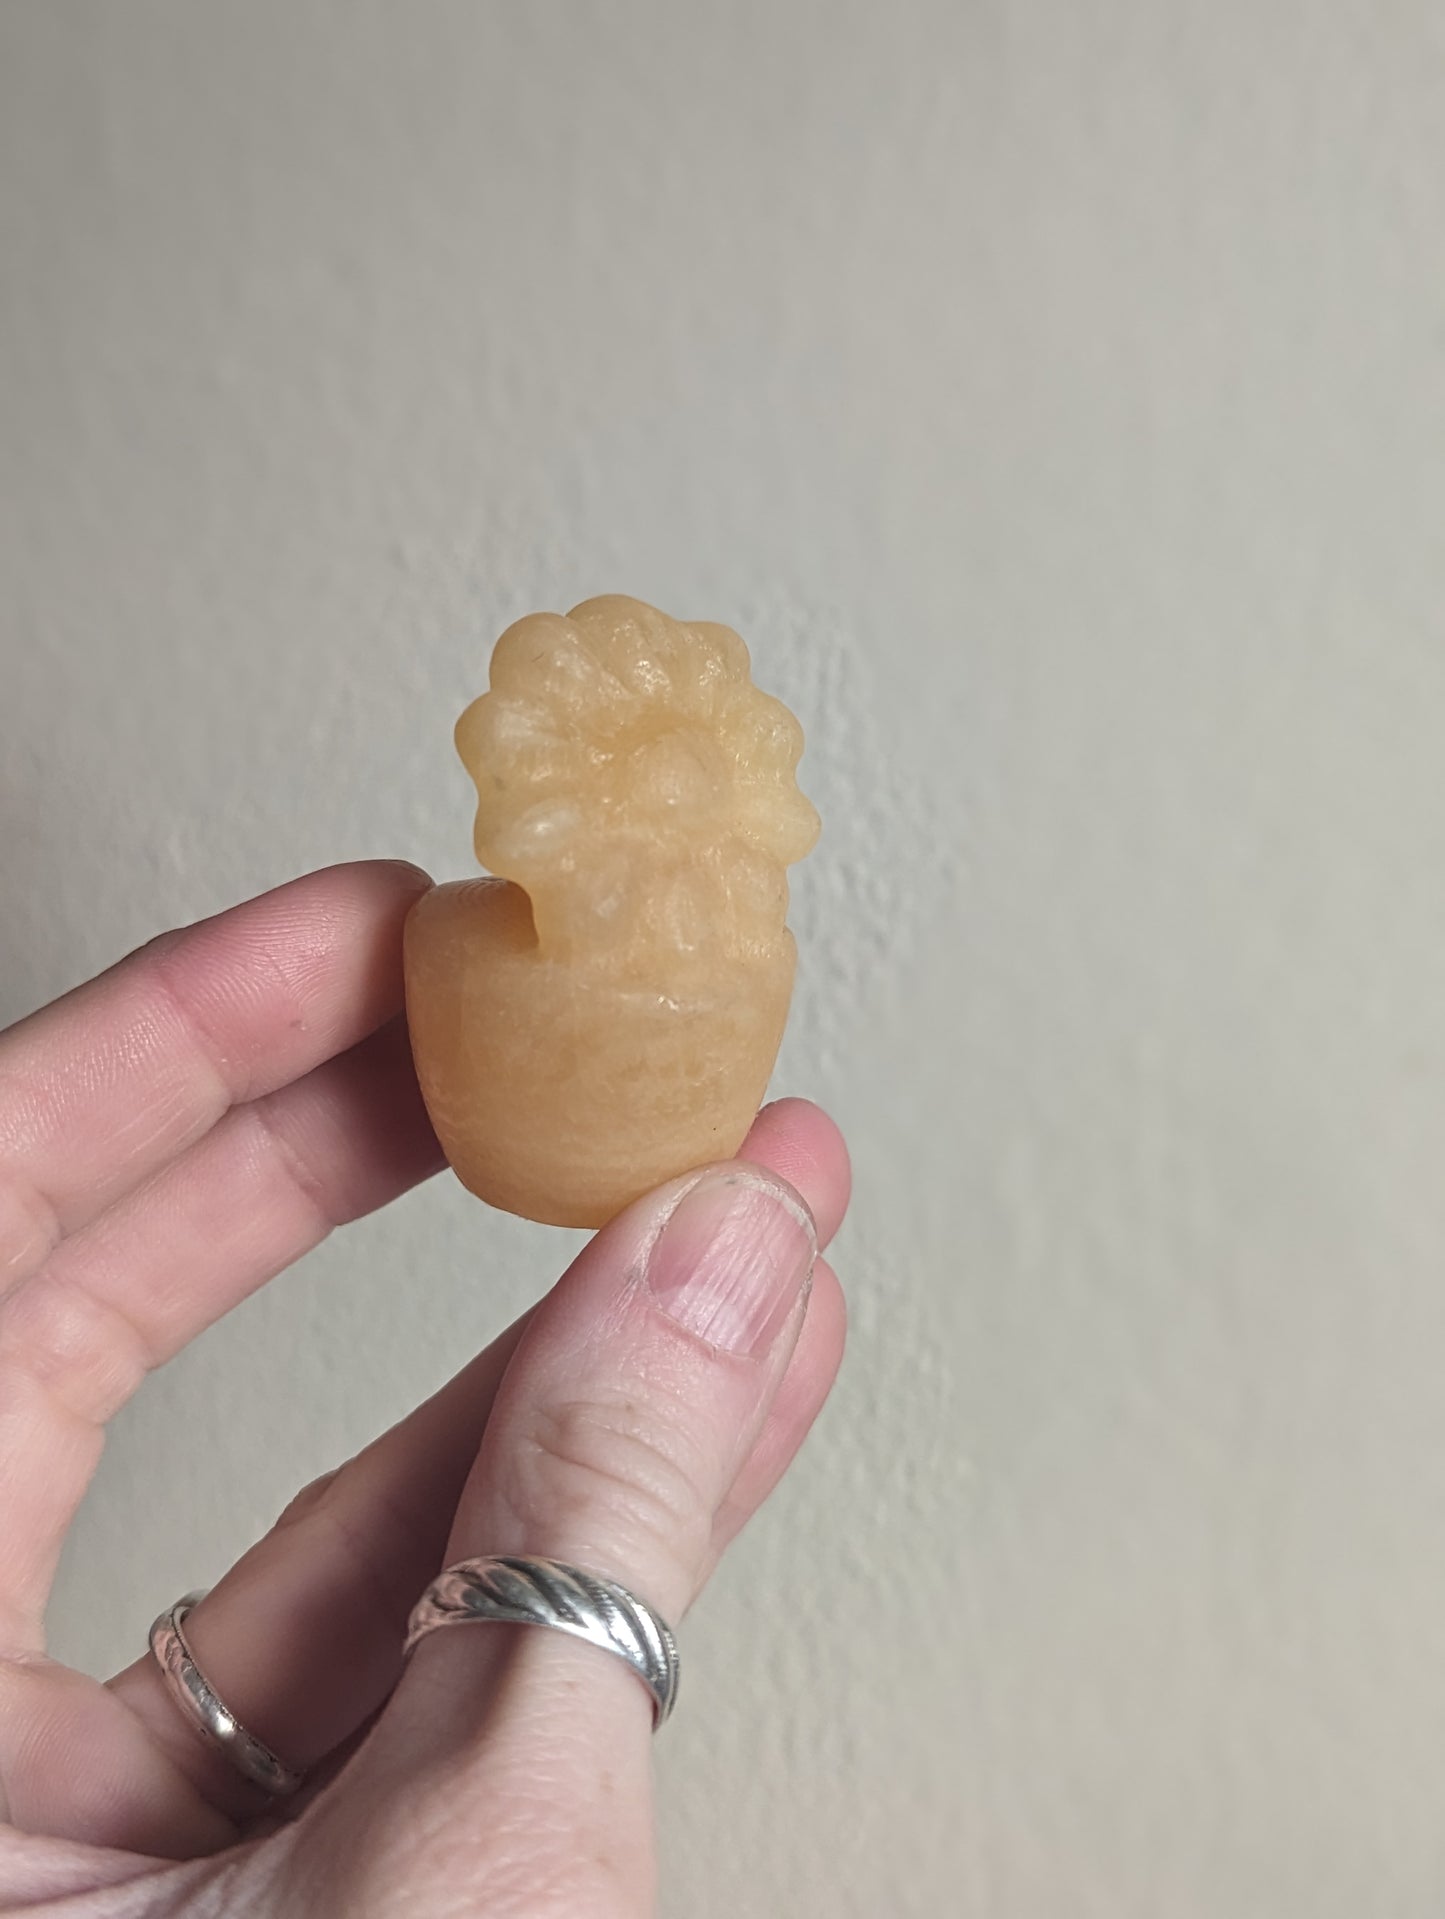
[148,1591,306,1797]
[404,1556,680,1729]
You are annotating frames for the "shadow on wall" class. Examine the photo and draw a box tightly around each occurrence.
[747,594,955,1094]
[0,702,215,1032]
[0,723,96,1028]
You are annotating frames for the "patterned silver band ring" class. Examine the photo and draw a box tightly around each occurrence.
[404,1556,681,1729]
[148,1590,306,1797]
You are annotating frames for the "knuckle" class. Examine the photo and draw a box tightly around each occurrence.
[294,1774,634,1919]
[0,1272,151,1426]
[273,1467,341,1529]
[506,1393,713,1580]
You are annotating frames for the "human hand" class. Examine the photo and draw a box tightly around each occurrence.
[0,861,849,1915]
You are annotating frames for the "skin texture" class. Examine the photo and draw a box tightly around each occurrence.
[405,598,820,1227]
[0,862,849,1916]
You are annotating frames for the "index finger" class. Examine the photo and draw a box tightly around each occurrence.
[0,860,431,1292]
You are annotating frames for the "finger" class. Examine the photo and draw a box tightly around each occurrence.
[737,1096,852,1246]
[0,860,430,1294]
[0,1017,441,1648]
[91,1327,530,1855]
[700,1096,850,1557]
[343,1161,837,1914]
[98,1100,847,1851]
[711,1254,846,1557]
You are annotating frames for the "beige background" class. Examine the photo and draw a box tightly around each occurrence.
[3,3,1445,1913]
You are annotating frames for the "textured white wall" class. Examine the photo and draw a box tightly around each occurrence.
[4,2,1445,1913]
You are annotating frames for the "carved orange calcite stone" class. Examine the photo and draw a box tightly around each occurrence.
[404,596,820,1227]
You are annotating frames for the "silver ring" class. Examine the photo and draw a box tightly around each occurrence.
[148,1590,305,1797]
[404,1556,680,1729]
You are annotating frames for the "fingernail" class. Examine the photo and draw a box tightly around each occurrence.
[381,859,434,887]
[645,1169,817,1358]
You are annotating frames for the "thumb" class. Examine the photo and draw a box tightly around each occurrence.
[321,1162,822,1914]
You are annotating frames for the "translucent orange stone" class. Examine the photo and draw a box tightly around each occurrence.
[404,596,820,1227]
